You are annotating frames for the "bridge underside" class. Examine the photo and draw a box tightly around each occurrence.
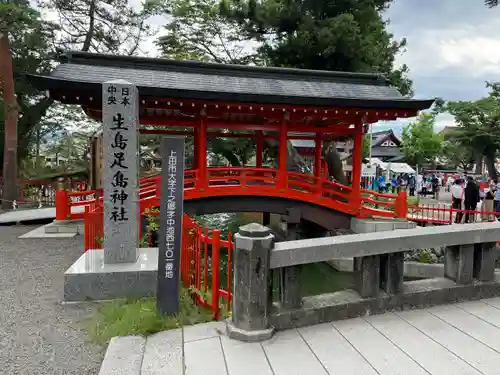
[183,195,352,231]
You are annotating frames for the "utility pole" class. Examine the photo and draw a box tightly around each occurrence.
[0,30,19,210]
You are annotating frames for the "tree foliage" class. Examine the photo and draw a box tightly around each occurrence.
[401,113,443,166]
[485,0,499,7]
[157,0,258,64]
[441,140,475,171]
[444,83,500,179]
[38,0,163,55]
[0,0,57,168]
[219,0,413,96]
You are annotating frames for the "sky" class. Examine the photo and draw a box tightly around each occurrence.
[381,0,500,134]
[39,0,500,136]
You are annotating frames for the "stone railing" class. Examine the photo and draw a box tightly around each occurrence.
[226,222,500,342]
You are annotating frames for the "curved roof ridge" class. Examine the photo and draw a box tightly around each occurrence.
[57,50,391,85]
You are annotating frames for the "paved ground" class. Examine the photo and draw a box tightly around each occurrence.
[0,225,103,375]
[0,206,85,224]
[123,298,500,375]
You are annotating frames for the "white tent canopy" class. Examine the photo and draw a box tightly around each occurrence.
[387,162,416,174]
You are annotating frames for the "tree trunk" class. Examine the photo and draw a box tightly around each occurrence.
[484,154,498,180]
[263,138,312,173]
[474,153,483,174]
[0,32,19,209]
[324,141,347,184]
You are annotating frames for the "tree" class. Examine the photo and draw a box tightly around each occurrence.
[157,0,258,64]
[401,113,443,166]
[441,140,475,171]
[217,0,414,182]
[219,0,413,96]
[445,83,500,179]
[486,0,499,7]
[0,0,57,208]
[363,134,371,160]
[38,0,163,55]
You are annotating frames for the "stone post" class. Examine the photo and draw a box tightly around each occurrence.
[444,244,474,284]
[102,80,139,264]
[379,252,404,294]
[353,255,380,298]
[473,242,496,282]
[227,223,275,342]
[280,222,302,309]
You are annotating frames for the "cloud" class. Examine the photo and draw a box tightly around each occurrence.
[386,0,500,102]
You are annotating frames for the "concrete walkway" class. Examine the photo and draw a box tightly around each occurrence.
[102,297,500,375]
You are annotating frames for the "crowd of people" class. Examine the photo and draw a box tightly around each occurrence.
[372,173,443,198]
[370,171,497,223]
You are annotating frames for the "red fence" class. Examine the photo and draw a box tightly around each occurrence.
[0,178,88,208]
[84,206,233,320]
[407,203,497,225]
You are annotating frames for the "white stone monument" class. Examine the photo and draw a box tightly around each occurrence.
[102,80,139,264]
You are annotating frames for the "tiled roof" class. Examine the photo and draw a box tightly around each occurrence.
[28,51,435,110]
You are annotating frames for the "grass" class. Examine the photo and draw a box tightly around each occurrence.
[85,288,212,345]
[301,263,354,296]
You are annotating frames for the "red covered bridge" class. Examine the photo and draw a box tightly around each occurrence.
[28,51,434,230]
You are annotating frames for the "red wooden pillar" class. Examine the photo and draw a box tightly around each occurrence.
[197,117,207,189]
[314,132,322,179]
[256,131,263,168]
[351,121,364,214]
[279,118,288,189]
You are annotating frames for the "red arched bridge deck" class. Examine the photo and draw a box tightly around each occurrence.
[56,167,408,224]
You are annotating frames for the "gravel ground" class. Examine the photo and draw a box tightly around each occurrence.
[0,224,104,375]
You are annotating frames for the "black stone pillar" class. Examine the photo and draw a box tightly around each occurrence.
[354,255,380,298]
[444,244,474,284]
[473,242,496,282]
[227,223,275,342]
[379,252,404,294]
[262,212,271,226]
[280,266,302,309]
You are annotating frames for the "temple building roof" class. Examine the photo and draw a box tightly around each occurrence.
[28,51,434,112]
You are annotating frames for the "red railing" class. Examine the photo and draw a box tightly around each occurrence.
[141,167,402,218]
[0,178,87,209]
[408,203,498,225]
[61,168,407,221]
[84,200,104,250]
[360,189,408,219]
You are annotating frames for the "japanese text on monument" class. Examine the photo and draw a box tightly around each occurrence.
[164,150,177,279]
[107,85,131,223]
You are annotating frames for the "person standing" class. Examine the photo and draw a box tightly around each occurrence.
[451,179,464,223]
[464,176,480,223]
[432,174,440,200]
[494,179,500,217]
[482,181,495,222]
[408,174,416,196]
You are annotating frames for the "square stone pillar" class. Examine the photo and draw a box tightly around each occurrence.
[473,242,496,282]
[102,80,139,264]
[279,222,302,309]
[354,255,380,298]
[380,252,404,294]
[227,223,275,342]
[444,244,474,284]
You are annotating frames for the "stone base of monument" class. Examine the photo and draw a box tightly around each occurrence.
[64,248,158,302]
[45,220,84,235]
